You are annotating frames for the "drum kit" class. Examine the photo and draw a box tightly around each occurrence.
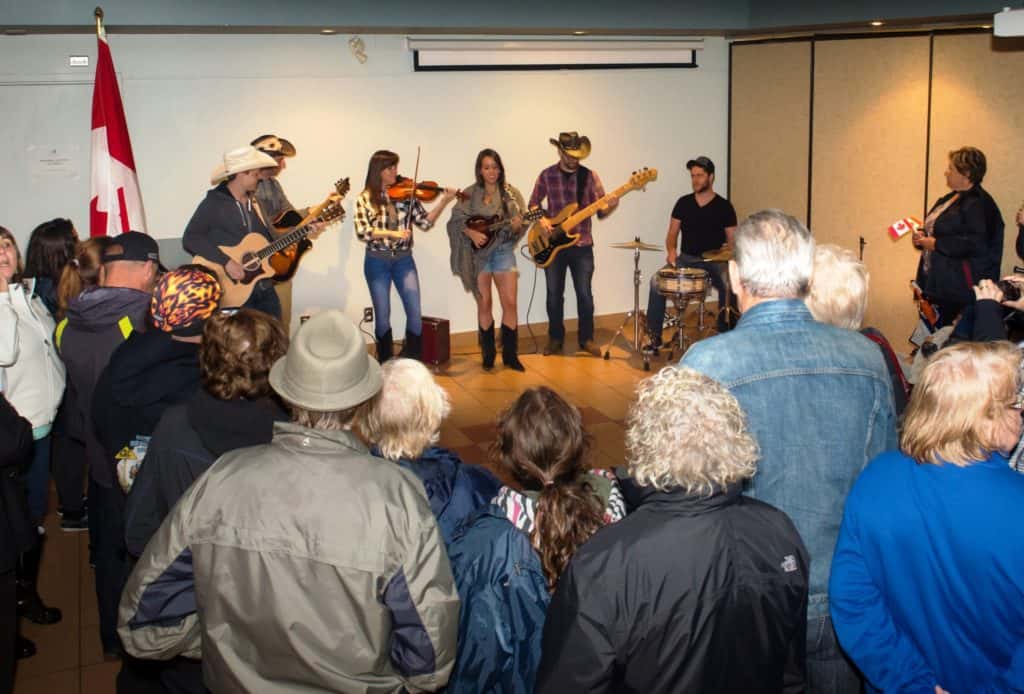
[601,238,737,370]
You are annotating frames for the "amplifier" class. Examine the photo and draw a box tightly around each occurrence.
[421,316,450,366]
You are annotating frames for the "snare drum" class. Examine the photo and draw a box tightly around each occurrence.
[655,267,708,297]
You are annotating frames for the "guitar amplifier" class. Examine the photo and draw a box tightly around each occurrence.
[421,316,450,366]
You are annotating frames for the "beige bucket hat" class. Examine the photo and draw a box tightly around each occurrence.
[269,310,382,411]
[210,146,278,185]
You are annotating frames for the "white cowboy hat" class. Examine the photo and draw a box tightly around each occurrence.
[210,146,279,185]
[269,310,382,412]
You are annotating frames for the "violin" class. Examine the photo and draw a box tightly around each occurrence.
[388,176,467,203]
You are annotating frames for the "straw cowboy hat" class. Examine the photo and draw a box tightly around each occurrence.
[549,131,591,159]
[269,310,382,412]
[210,146,279,185]
[251,134,297,158]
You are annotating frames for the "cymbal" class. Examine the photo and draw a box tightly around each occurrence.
[702,245,733,261]
[610,240,661,251]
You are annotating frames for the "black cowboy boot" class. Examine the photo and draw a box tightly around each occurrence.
[17,542,62,625]
[399,331,422,361]
[375,329,394,364]
[17,635,36,659]
[479,324,497,370]
[502,325,526,372]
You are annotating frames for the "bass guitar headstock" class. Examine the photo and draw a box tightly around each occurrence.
[334,177,351,199]
[629,167,658,191]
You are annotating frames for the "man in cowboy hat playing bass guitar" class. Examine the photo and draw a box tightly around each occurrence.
[529,131,618,357]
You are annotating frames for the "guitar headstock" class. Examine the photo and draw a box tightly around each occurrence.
[320,201,345,224]
[334,177,351,199]
[629,167,658,191]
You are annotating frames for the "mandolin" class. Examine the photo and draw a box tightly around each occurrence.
[526,168,657,268]
[268,178,350,280]
[192,187,346,308]
[465,208,545,251]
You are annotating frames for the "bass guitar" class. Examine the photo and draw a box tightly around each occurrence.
[465,208,546,251]
[268,178,350,281]
[193,188,346,309]
[526,168,657,268]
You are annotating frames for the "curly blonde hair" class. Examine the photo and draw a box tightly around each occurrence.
[627,366,760,495]
[806,243,869,330]
[359,358,451,461]
[200,309,288,400]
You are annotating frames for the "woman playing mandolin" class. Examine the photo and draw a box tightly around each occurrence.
[354,149,456,362]
[447,149,527,371]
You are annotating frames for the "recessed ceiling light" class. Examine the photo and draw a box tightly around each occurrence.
[869,20,884,27]
[573,30,587,35]
[981,24,992,29]
[321,28,337,35]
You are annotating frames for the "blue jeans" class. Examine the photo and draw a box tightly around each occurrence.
[806,615,862,694]
[545,245,595,345]
[243,282,282,320]
[364,252,422,338]
[24,434,51,522]
[647,255,728,339]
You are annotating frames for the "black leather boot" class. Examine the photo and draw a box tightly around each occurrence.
[398,331,422,361]
[17,635,36,659]
[17,543,62,625]
[479,324,497,370]
[375,329,394,364]
[502,325,526,372]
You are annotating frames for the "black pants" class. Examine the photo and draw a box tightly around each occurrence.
[0,570,15,694]
[88,478,128,654]
[52,399,86,516]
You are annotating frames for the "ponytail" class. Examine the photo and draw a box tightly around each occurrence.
[56,237,108,319]
[532,476,603,591]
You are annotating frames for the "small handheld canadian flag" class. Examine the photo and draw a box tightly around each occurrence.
[887,216,923,240]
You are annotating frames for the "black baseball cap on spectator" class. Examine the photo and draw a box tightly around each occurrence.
[686,156,715,175]
[101,231,160,264]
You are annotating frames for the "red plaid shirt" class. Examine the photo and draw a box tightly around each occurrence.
[528,164,607,247]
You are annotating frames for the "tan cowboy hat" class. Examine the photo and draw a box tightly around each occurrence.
[210,146,279,185]
[269,310,382,412]
[250,134,297,158]
[549,131,591,159]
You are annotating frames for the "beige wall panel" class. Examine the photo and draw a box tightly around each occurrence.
[930,34,1024,278]
[730,41,811,224]
[811,36,930,345]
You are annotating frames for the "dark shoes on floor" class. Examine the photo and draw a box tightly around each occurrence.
[17,635,36,660]
[543,339,563,356]
[580,340,603,357]
[17,581,62,625]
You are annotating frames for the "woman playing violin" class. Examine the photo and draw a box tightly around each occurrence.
[446,149,527,371]
[354,150,456,362]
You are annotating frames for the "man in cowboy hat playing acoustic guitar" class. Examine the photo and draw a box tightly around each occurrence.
[182,145,282,318]
[529,131,618,357]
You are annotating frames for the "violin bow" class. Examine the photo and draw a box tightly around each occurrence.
[404,146,422,231]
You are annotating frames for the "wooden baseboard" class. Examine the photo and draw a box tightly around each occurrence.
[444,312,637,349]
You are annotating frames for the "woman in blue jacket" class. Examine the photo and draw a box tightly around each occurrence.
[829,340,1024,693]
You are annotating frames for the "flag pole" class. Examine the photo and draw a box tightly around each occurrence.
[94,7,103,37]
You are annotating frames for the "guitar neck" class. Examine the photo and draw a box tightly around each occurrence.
[562,180,636,232]
[257,220,318,261]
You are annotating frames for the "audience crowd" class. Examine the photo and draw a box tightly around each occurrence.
[2,191,1024,694]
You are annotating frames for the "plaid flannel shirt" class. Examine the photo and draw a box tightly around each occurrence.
[528,163,606,247]
[353,189,433,253]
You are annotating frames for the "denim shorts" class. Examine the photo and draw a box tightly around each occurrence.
[480,242,517,274]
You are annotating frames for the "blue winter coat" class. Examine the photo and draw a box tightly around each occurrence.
[445,506,549,694]
[386,446,502,545]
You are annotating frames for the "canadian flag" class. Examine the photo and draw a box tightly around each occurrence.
[887,216,923,240]
[89,23,147,238]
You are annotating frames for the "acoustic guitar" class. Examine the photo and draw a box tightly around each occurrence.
[526,168,657,268]
[465,208,545,251]
[268,178,350,280]
[193,190,345,308]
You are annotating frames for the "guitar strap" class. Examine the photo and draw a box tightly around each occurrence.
[576,165,590,209]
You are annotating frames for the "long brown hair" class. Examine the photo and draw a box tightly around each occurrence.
[491,387,603,591]
[56,237,109,319]
[474,148,510,216]
[363,150,399,215]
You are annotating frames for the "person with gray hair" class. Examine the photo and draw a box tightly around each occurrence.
[680,209,897,694]
[536,366,809,692]
[118,310,460,692]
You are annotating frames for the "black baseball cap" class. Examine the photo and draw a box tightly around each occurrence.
[686,156,715,174]
[101,231,160,264]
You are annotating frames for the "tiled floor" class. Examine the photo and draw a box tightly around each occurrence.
[13,318,710,693]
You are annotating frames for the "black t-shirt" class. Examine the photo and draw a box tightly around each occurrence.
[671,194,738,256]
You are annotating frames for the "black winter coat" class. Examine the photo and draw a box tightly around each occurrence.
[917,185,1004,307]
[0,395,36,573]
[535,478,809,694]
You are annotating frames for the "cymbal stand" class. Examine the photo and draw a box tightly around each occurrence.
[603,242,650,370]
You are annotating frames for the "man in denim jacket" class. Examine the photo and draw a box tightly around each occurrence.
[681,209,897,694]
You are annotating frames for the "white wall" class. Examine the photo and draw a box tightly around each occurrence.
[0,34,729,335]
